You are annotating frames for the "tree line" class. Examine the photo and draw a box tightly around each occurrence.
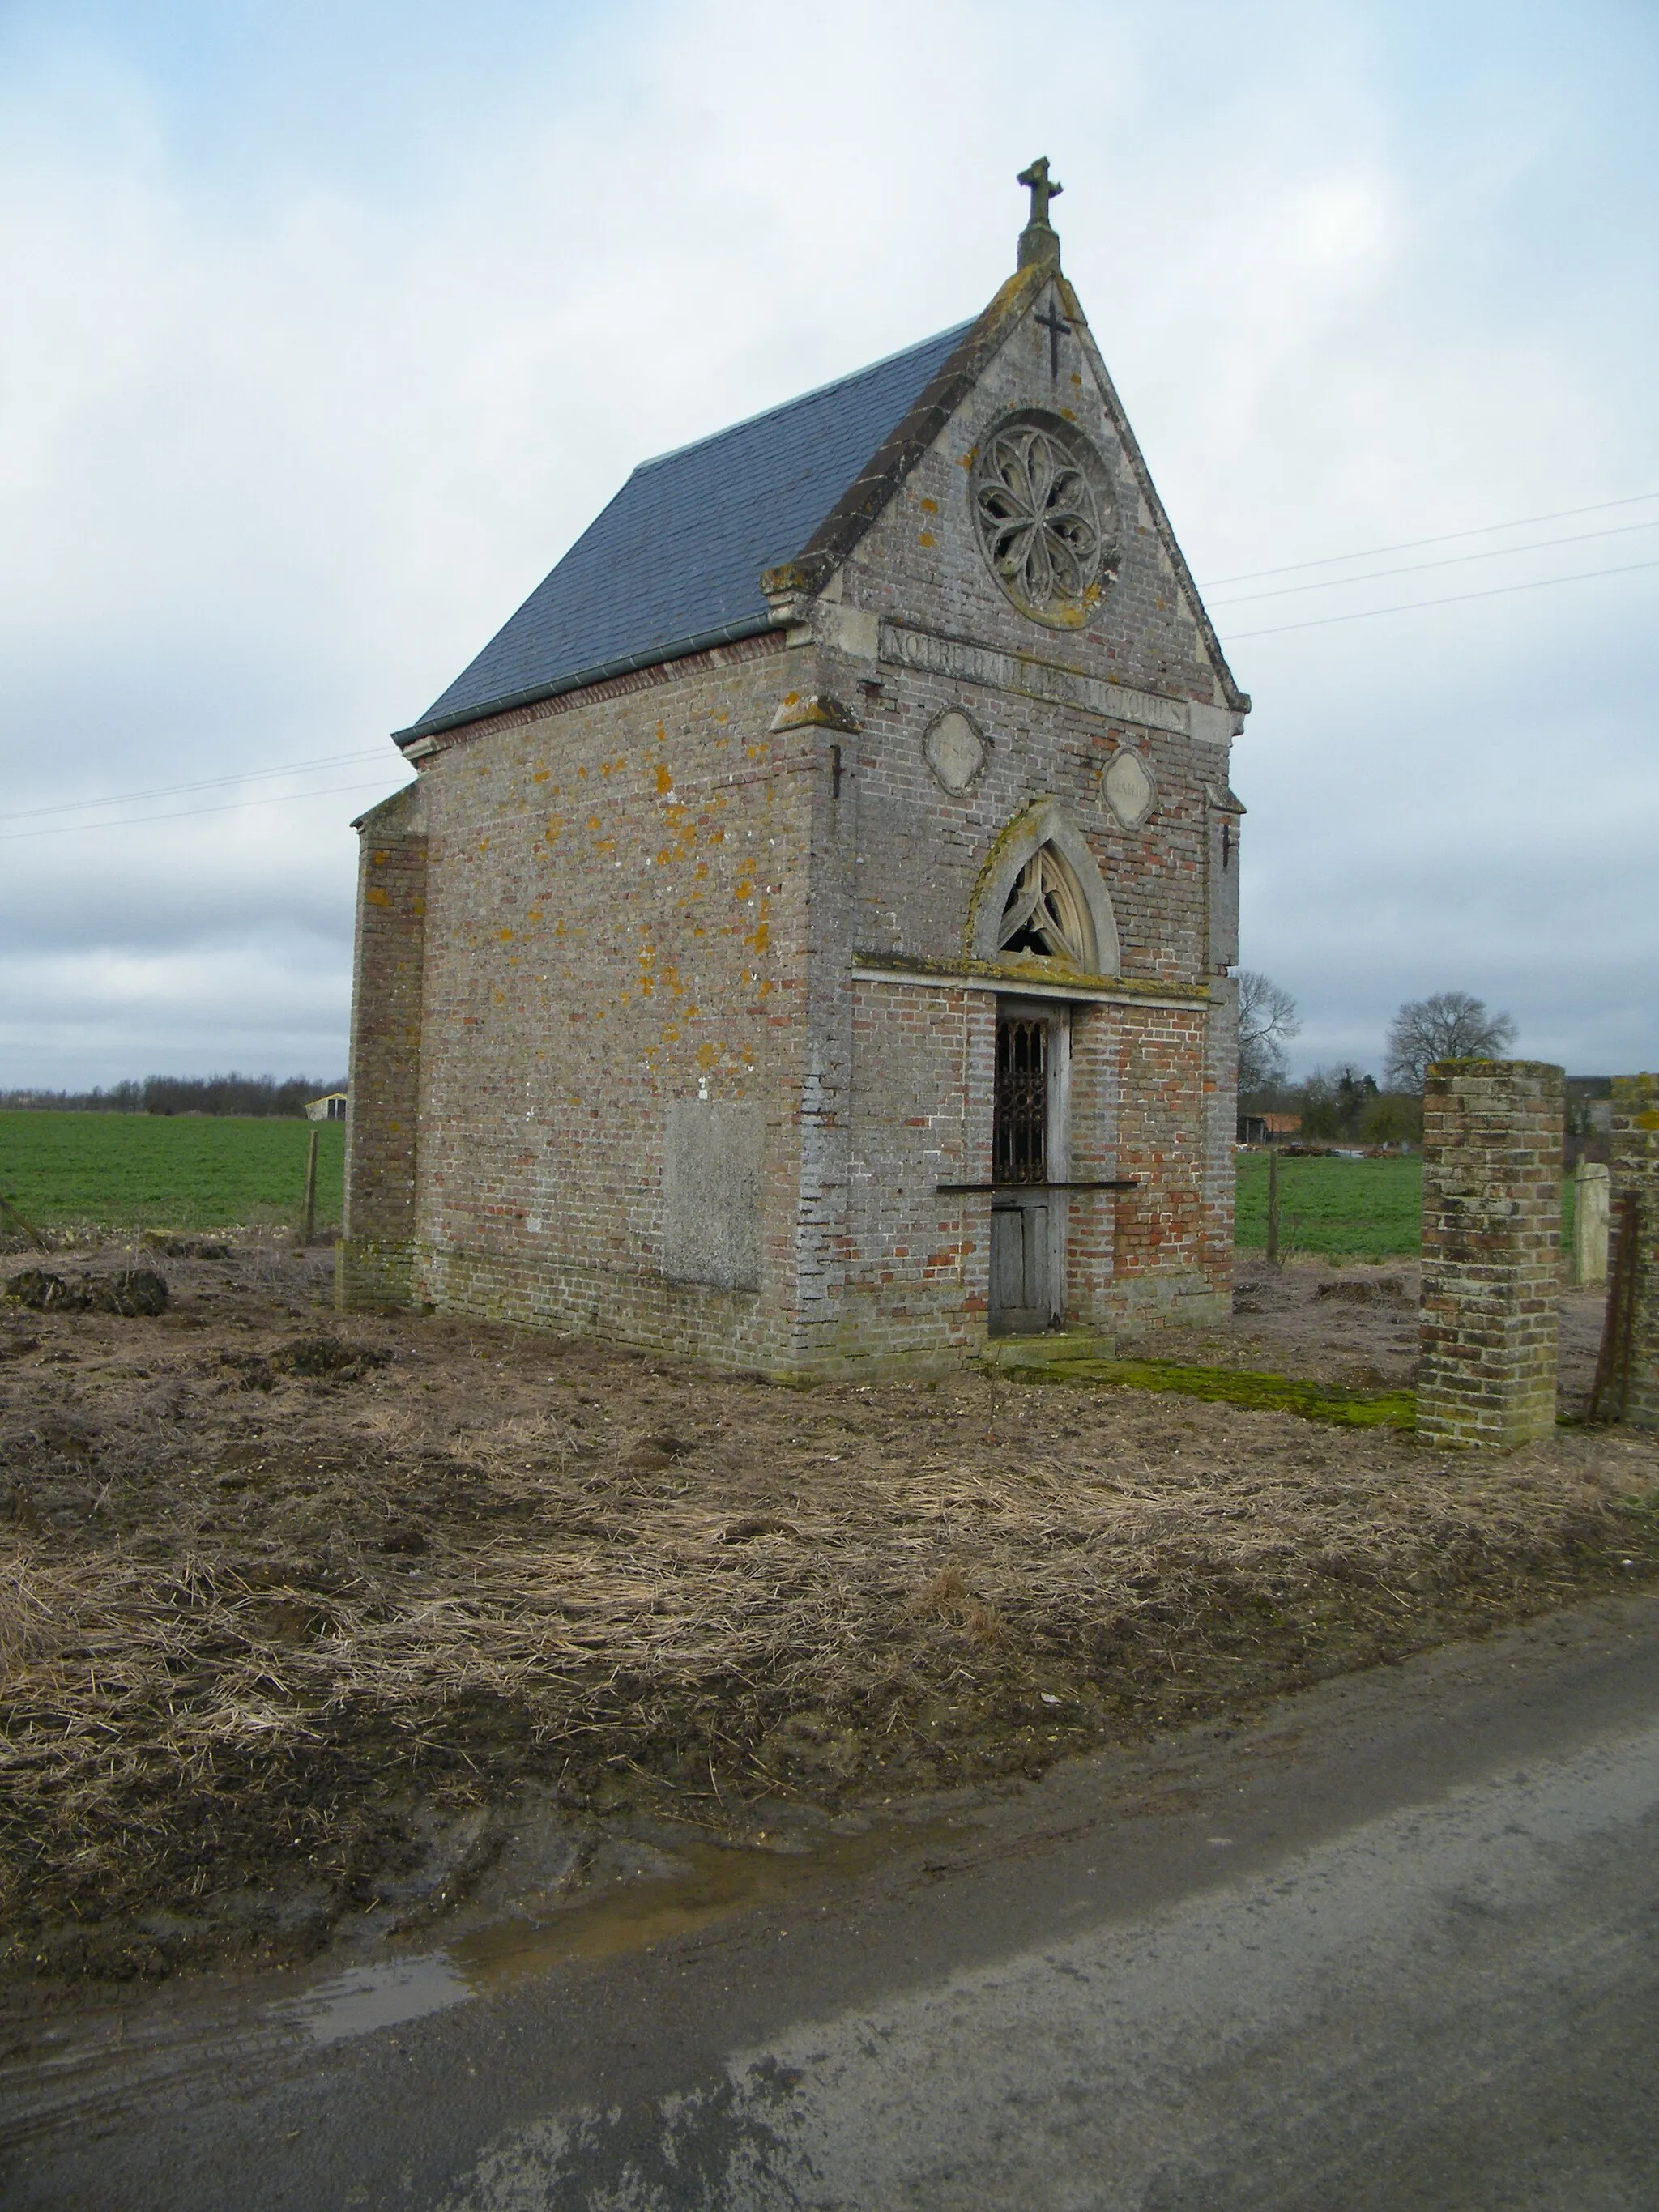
[1238,975,1519,1144]
[0,1074,347,1118]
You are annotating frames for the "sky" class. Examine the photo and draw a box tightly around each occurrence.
[1,0,1655,1089]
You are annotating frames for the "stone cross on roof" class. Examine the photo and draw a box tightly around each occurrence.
[1017,156,1063,269]
[1018,156,1062,225]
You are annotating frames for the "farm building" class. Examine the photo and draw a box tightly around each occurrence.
[339,166,1250,1375]
[305,1092,348,1123]
[1237,1112,1302,1147]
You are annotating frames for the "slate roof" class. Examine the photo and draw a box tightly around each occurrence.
[399,320,976,744]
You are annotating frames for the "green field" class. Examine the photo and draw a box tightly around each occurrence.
[1235,1150,1575,1260]
[0,1112,1578,1256]
[1234,1151,1422,1259]
[0,1110,344,1234]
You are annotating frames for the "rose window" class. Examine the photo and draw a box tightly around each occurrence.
[973,416,1111,624]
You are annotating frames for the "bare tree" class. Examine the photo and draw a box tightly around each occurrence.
[1384,991,1517,1091]
[1236,970,1301,1095]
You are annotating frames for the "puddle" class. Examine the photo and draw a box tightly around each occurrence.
[285,1817,965,2044]
[298,1954,471,2045]
[0,1812,972,2138]
[454,1822,948,1990]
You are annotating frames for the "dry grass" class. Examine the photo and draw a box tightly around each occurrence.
[2,1238,1657,1981]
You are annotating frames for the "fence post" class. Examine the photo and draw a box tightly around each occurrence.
[296,1126,319,1252]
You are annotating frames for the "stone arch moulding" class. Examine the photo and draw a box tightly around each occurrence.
[967,798,1121,978]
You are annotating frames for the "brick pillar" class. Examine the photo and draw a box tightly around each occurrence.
[337,780,428,1311]
[1610,1074,1659,1430]
[1418,1059,1563,1449]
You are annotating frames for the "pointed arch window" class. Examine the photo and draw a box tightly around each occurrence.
[969,799,1120,978]
[996,843,1092,967]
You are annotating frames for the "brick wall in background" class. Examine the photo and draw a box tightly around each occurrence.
[1610,1073,1659,1431]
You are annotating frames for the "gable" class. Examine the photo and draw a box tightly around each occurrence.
[396,322,971,744]
[818,265,1247,716]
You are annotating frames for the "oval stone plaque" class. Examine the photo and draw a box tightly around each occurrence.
[1104,746,1154,829]
[923,709,987,796]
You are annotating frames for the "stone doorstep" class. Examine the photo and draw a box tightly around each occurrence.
[981,1329,1115,1370]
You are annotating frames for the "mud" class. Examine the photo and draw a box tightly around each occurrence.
[1,1234,1653,1995]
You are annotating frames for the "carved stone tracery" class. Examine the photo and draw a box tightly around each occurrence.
[996,846,1090,967]
[972,412,1113,626]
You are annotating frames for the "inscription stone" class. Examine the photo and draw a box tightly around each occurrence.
[877,620,1234,744]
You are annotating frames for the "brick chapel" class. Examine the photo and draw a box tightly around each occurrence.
[339,163,1251,1375]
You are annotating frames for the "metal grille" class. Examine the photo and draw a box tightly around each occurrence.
[994,1017,1047,1185]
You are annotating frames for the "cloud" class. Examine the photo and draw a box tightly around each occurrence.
[1,0,1656,1086]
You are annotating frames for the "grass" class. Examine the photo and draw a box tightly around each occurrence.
[1234,1152,1422,1259]
[0,1110,344,1234]
[1234,1150,1579,1260]
[0,1113,1580,1259]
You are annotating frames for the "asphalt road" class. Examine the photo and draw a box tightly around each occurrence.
[8,1592,1659,2210]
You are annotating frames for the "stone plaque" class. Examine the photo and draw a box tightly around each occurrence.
[922,709,987,795]
[663,1099,761,1292]
[1104,747,1155,829]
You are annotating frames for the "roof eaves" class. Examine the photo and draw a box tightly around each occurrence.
[391,612,783,748]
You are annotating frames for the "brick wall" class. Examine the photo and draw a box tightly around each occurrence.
[1610,1073,1659,1431]
[373,633,819,1369]
[338,779,428,1308]
[1418,1059,1563,1448]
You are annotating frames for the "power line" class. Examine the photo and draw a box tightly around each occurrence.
[0,778,396,841]
[1222,554,1659,641]
[1209,516,1659,607]
[1201,490,1659,587]
[5,746,391,823]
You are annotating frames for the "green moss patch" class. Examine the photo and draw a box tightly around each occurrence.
[1012,1355,1417,1430]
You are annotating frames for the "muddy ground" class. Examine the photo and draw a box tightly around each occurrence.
[1,1236,1653,1988]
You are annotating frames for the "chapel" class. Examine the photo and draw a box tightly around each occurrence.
[339,163,1250,1375]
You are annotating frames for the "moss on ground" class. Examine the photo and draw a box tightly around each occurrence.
[1011,1356,1417,1430]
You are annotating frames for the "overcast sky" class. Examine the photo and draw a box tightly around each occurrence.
[2,0,1655,1089]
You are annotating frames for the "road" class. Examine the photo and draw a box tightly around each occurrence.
[6,1592,1659,2210]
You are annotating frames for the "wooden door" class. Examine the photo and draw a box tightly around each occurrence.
[989,1010,1063,1336]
